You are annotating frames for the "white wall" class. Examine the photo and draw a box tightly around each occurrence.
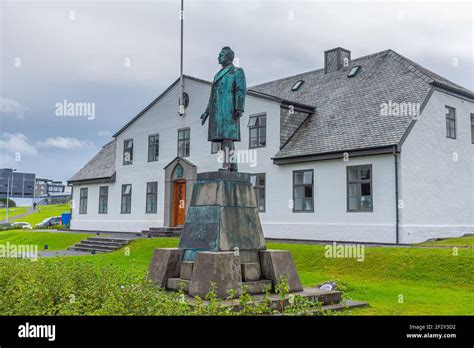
[262,154,397,243]
[400,89,474,243]
[71,77,398,243]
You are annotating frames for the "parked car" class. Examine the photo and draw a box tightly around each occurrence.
[0,223,14,231]
[12,222,32,229]
[35,216,62,228]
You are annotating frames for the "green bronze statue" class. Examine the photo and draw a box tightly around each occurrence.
[201,46,246,171]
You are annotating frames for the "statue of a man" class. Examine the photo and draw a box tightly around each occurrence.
[201,46,246,171]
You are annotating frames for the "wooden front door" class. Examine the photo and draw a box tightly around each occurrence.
[173,181,186,226]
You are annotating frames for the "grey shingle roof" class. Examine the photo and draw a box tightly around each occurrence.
[251,49,474,159]
[69,140,116,183]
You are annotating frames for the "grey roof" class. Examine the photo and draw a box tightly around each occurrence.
[69,140,116,183]
[113,75,313,138]
[251,49,474,159]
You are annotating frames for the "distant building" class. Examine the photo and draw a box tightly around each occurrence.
[0,168,36,206]
[35,178,72,205]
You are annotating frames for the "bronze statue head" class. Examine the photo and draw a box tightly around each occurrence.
[218,46,235,67]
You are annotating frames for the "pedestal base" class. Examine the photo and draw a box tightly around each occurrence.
[149,247,303,299]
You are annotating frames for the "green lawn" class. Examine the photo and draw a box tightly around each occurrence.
[0,230,89,250]
[12,204,70,226]
[0,232,472,315]
[0,206,29,221]
[419,235,474,248]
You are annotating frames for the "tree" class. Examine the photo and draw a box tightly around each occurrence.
[0,198,16,208]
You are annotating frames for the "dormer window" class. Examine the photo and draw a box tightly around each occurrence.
[291,80,304,91]
[348,66,361,78]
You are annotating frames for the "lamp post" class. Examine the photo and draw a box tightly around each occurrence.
[5,169,17,223]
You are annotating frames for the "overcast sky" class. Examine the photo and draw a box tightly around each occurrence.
[1,0,473,181]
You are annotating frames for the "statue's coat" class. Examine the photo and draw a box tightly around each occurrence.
[204,65,246,141]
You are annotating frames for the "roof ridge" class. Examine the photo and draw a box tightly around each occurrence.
[387,49,474,94]
[250,49,392,89]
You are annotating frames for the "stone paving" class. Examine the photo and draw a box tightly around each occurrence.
[38,250,90,257]
[0,208,35,224]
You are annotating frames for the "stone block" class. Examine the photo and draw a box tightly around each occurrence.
[241,262,261,281]
[189,251,242,298]
[148,248,183,288]
[239,250,260,263]
[259,250,303,292]
[180,261,194,280]
[167,278,190,292]
[242,280,272,294]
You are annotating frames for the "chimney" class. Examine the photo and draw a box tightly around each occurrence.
[324,47,351,73]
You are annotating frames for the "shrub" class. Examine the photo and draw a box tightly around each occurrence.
[0,198,16,208]
[0,259,326,316]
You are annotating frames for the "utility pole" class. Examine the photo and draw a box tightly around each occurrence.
[178,0,185,116]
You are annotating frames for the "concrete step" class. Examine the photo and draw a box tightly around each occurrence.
[321,300,369,312]
[148,232,181,237]
[73,243,118,252]
[68,236,130,254]
[68,246,107,253]
[162,282,366,313]
[142,227,182,238]
[149,227,182,232]
[87,237,130,243]
[83,239,126,247]
[76,242,118,251]
[249,287,344,307]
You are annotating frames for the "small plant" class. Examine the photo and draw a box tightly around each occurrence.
[274,276,290,313]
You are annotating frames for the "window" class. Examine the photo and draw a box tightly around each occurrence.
[291,80,304,91]
[98,186,108,214]
[250,173,266,212]
[248,114,266,148]
[348,66,361,78]
[79,188,88,214]
[121,184,132,214]
[146,182,158,214]
[471,114,474,144]
[445,106,456,139]
[211,141,222,154]
[293,170,313,212]
[347,165,373,212]
[148,134,159,162]
[177,128,190,157]
[123,139,134,165]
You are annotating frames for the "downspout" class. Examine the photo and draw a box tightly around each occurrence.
[393,145,399,244]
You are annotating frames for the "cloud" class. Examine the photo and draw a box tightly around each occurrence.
[36,137,95,150]
[97,130,112,138]
[0,133,38,156]
[0,98,28,118]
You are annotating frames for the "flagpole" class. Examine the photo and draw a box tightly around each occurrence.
[179,0,185,116]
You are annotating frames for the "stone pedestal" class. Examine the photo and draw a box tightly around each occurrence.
[179,171,266,261]
[148,171,303,299]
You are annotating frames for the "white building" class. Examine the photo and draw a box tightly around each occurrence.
[69,48,474,244]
